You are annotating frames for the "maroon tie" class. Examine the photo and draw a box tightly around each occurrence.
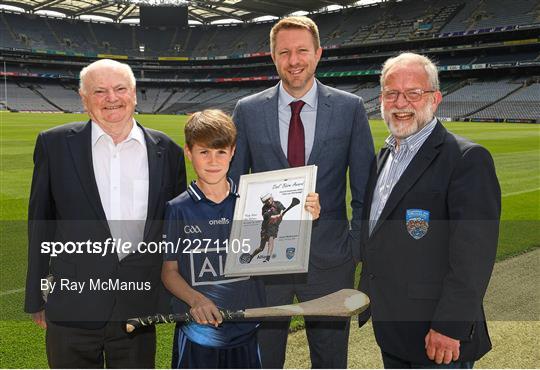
[288,100,306,167]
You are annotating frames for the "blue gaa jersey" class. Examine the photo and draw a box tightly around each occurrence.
[163,179,265,348]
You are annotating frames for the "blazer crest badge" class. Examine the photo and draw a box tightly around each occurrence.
[406,209,430,239]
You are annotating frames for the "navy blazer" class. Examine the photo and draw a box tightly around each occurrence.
[24,120,186,327]
[229,81,375,269]
[358,121,501,364]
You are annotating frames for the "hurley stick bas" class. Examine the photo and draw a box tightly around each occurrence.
[126,288,369,333]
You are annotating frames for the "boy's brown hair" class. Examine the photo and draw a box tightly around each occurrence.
[184,109,237,149]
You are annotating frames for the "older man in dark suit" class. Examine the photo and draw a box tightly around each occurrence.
[24,59,186,368]
[358,52,501,368]
[229,16,374,369]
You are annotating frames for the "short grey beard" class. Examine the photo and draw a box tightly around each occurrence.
[381,102,434,140]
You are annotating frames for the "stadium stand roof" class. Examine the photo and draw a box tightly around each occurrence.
[0,0,369,24]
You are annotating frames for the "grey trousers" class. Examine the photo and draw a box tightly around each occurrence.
[257,259,355,369]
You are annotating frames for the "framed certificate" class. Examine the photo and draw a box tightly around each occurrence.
[224,165,317,277]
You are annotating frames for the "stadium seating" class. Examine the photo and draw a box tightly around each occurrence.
[0,0,518,57]
[5,77,536,121]
[471,81,540,120]
[474,51,539,64]
[1,0,538,122]
[38,83,83,112]
[159,87,261,114]
[157,83,383,115]
[137,87,175,114]
[0,13,21,49]
[355,85,382,113]
[436,80,523,119]
[441,0,537,33]
[3,82,61,112]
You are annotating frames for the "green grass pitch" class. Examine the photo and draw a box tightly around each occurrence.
[0,112,538,367]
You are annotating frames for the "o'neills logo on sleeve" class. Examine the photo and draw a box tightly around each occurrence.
[209,217,230,225]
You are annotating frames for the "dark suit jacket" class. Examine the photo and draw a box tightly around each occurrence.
[358,121,501,364]
[229,80,375,269]
[24,120,186,328]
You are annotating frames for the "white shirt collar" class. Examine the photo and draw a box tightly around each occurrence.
[278,80,318,110]
[91,119,145,147]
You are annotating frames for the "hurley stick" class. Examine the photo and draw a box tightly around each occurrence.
[281,197,300,216]
[126,288,369,333]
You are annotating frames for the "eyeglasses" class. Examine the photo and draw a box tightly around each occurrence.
[381,89,435,103]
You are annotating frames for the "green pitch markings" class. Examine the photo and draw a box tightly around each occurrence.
[0,288,24,296]
[503,188,540,197]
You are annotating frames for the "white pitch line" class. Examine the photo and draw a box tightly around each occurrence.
[0,287,24,296]
[503,187,540,197]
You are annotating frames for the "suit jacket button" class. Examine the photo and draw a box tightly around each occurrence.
[369,274,375,280]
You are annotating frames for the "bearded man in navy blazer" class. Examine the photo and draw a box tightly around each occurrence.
[229,16,375,369]
[358,52,500,368]
[24,59,186,368]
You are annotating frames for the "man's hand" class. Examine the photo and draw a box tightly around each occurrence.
[32,310,47,329]
[425,328,460,364]
[190,294,223,327]
[304,192,321,220]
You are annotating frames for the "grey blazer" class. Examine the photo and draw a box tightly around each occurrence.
[229,80,375,269]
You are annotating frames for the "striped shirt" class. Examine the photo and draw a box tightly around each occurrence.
[369,118,437,235]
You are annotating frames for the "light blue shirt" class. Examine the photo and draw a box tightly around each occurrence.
[278,81,318,163]
[369,118,438,234]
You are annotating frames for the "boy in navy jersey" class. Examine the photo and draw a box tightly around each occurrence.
[162,109,321,368]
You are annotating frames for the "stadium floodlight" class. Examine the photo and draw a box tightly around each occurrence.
[353,0,386,6]
[0,4,25,12]
[120,0,189,5]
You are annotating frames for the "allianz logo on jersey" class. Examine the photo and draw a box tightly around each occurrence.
[208,217,230,225]
[184,225,202,234]
[190,249,248,286]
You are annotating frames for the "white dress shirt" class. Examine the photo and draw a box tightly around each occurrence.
[278,81,318,162]
[91,120,149,258]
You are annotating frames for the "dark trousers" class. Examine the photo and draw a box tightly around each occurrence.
[257,260,355,369]
[173,329,261,369]
[382,351,474,369]
[46,320,156,368]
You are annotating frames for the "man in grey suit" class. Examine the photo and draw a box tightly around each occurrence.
[229,16,374,368]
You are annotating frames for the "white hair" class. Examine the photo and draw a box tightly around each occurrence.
[79,59,136,94]
[380,52,439,91]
